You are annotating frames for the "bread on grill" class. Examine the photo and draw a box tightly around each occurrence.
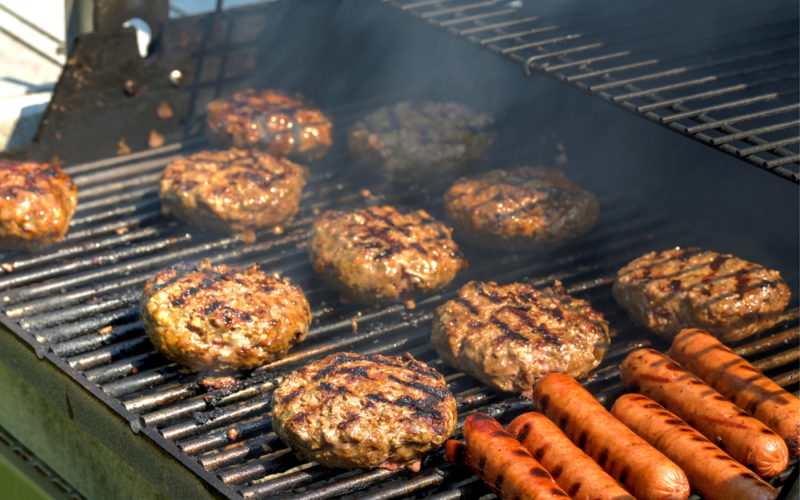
[206,89,333,162]
[272,352,457,471]
[308,205,465,304]
[613,247,791,342]
[141,260,311,372]
[159,148,308,236]
[431,280,610,396]
[348,100,494,182]
[443,166,598,251]
[0,159,77,251]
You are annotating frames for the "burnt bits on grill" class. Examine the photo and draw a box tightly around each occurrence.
[0,159,77,251]
[431,280,610,396]
[206,89,333,162]
[141,260,311,372]
[159,149,308,238]
[613,247,791,343]
[443,166,599,251]
[348,100,494,182]
[308,205,465,304]
[271,352,457,471]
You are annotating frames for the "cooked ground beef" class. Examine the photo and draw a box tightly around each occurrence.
[431,280,610,396]
[348,100,494,182]
[0,159,77,251]
[206,89,333,162]
[308,205,465,304]
[159,148,308,237]
[271,352,457,471]
[141,260,311,372]
[443,166,598,251]
[613,247,791,343]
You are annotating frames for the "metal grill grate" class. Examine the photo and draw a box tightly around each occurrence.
[0,116,796,498]
[382,0,800,183]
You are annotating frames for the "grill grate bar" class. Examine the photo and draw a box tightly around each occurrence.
[711,119,800,146]
[420,1,498,18]
[454,14,535,32]
[734,137,800,157]
[685,103,800,134]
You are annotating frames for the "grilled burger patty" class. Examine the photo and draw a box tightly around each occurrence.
[348,100,494,182]
[206,89,333,162]
[141,260,311,372]
[308,205,465,304]
[159,148,308,236]
[613,247,791,343]
[272,352,457,471]
[444,166,599,251]
[432,280,610,396]
[0,159,77,251]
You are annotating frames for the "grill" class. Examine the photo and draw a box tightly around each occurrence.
[385,0,800,183]
[0,0,798,498]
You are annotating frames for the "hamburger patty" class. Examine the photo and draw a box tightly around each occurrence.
[348,100,494,182]
[141,260,311,372]
[444,166,598,251]
[308,205,465,304]
[0,159,77,251]
[206,89,333,162]
[613,247,791,343]
[272,352,457,471]
[432,280,610,396]
[159,149,308,236]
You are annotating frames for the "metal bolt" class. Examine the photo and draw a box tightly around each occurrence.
[169,69,183,87]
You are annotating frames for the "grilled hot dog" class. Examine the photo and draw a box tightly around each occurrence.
[612,393,777,500]
[531,373,690,500]
[446,413,569,500]
[670,328,800,455]
[619,348,789,477]
[507,412,635,500]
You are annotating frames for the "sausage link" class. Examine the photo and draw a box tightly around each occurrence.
[531,373,690,500]
[619,348,789,477]
[507,412,635,500]
[612,393,777,500]
[450,413,570,500]
[670,328,800,455]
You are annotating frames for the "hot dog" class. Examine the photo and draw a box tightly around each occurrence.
[445,413,570,500]
[531,373,690,500]
[670,328,800,455]
[507,412,635,500]
[619,348,789,477]
[612,393,778,500]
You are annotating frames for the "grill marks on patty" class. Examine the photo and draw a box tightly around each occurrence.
[432,280,610,394]
[613,247,790,342]
[308,205,465,304]
[141,260,311,372]
[271,352,457,470]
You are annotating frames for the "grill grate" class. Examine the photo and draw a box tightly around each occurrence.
[382,0,800,183]
[0,119,796,499]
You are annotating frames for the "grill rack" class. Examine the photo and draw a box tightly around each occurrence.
[382,0,800,183]
[0,113,797,499]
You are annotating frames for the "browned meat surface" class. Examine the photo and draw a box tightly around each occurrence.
[444,166,598,251]
[159,148,308,237]
[348,101,494,182]
[141,260,311,372]
[308,205,465,304]
[0,159,77,251]
[613,247,791,343]
[206,89,333,162]
[432,280,610,396]
[272,352,457,471]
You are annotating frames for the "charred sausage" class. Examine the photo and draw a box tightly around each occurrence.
[507,412,635,500]
[612,393,777,500]
[531,373,690,500]
[446,413,570,500]
[670,328,800,455]
[619,348,789,477]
